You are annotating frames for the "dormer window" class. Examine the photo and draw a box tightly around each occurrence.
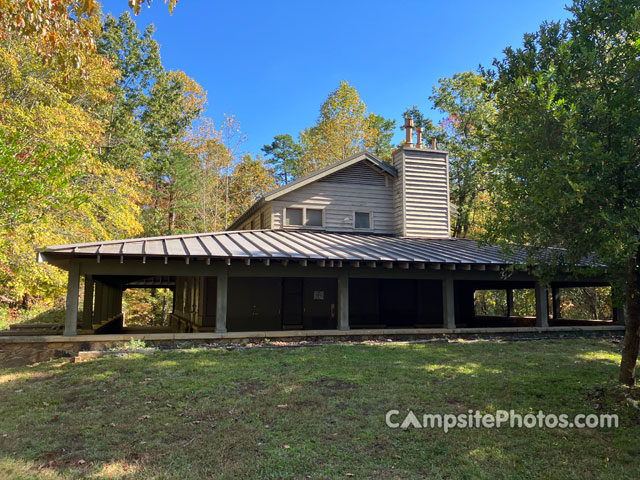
[305,209,323,227]
[284,207,324,228]
[354,211,372,230]
[285,208,303,226]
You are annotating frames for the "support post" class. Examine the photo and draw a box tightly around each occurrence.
[64,263,80,336]
[112,286,123,320]
[614,304,626,325]
[506,288,514,317]
[612,283,626,325]
[551,286,561,320]
[216,270,228,333]
[94,282,104,325]
[81,275,94,330]
[338,270,350,330]
[443,276,455,329]
[535,282,549,328]
[101,283,111,322]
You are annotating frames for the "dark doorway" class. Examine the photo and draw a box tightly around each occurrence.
[282,278,304,329]
[350,278,443,328]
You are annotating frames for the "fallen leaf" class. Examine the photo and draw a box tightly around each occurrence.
[138,415,151,420]
[277,404,288,408]
[78,459,85,465]
[283,445,290,449]
[14,389,23,393]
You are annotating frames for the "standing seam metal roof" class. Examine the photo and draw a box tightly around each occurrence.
[40,229,541,265]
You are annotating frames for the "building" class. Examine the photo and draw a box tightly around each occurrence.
[38,119,622,336]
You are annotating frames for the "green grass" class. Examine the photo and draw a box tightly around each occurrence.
[0,338,638,479]
[0,304,66,331]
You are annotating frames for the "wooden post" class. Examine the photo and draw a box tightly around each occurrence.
[535,282,549,328]
[614,304,626,325]
[216,270,228,333]
[506,288,514,317]
[102,284,111,322]
[64,263,80,336]
[81,275,94,329]
[612,283,626,325]
[112,286,123,319]
[551,286,561,320]
[338,270,350,330]
[442,276,455,329]
[94,282,104,325]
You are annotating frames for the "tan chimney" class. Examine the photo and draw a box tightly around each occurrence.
[415,126,423,148]
[404,117,414,147]
[431,137,437,150]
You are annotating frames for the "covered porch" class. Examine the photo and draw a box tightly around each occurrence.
[35,230,624,337]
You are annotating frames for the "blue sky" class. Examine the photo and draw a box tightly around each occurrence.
[100,0,571,156]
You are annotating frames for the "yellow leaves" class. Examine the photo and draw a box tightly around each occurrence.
[299,80,382,173]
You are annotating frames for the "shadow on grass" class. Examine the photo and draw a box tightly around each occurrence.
[0,338,637,479]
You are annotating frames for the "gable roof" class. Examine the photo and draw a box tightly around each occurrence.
[228,151,396,230]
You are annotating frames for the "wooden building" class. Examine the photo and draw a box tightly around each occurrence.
[39,120,622,336]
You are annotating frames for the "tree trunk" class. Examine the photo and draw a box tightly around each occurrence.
[619,249,640,386]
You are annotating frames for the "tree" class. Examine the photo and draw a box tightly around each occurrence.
[299,80,394,172]
[484,0,640,384]
[365,114,396,162]
[97,11,162,171]
[229,154,277,223]
[430,72,495,238]
[261,134,303,184]
[0,1,143,305]
[97,12,206,236]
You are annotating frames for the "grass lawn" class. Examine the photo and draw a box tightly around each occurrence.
[0,338,638,479]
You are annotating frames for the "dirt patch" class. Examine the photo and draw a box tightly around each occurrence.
[308,377,358,392]
[230,379,266,395]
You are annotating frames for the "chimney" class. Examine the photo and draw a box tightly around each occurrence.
[415,126,423,148]
[404,117,414,147]
[392,138,450,238]
[431,138,437,150]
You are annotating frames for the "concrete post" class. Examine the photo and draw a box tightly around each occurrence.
[64,263,80,336]
[535,282,549,328]
[551,286,561,320]
[338,270,350,331]
[216,270,228,333]
[81,275,94,330]
[443,276,455,329]
[506,288,514,317]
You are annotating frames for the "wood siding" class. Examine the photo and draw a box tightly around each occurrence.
[270,163,395,234]
[393,147,450,238]
[238,204,272,231]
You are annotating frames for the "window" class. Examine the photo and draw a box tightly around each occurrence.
[305,209,323,227]
[250,219,255,230]
[354,211,371,229]
[285,208,303,226]
[260,211,265,229]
